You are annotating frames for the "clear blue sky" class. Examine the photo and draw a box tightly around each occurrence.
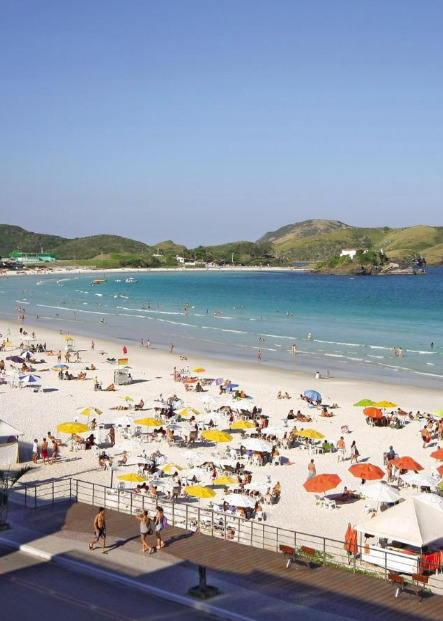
[1,0,442,247]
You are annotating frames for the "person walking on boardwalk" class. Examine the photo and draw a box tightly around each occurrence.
[136,510,154,554]
[89,507,107,554]
[154,506,167,550]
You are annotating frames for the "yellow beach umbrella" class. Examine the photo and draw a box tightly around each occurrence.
[117,473,147,483]
[57,422,89,434]
[64,336,73,341]
[193,367,206,373]
[77,406,103,417]
[177,407,201,418]
[134,417,162,427]
[374,401,397,409]
[159,463,183,473]
[202,430,233,443]
[230,420,255,430]
[120,395,134,402]
[213,475,237,486]
[184,485,216,499]
[297,429,325,440]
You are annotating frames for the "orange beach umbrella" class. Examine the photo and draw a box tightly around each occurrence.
[348,463,385,481]
[344,523,358,557]
[363,407,383,419]
[303,474,341,494]
[430,449,443,461]
[391,456,424,472]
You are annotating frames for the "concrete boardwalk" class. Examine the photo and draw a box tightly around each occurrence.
[1,501,441,621]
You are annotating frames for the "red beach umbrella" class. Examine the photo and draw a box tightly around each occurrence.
[348,463,385,481]
[437,465,443,476]
[391,456,424,471]
[303,474,341,493]
[430,449,443,461]
[363,407,383,419]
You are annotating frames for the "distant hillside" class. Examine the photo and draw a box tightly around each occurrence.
[1,221,442,266]
[258,221,443,265]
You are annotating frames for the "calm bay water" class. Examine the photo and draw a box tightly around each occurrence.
[2,268,443,388]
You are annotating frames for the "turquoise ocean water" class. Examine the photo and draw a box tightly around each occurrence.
[2,268,443,389]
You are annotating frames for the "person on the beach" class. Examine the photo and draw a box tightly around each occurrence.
[136,510,153,553]
[89,507,107,553]
[154,506,167,550]
[50,439,58,464]
[337,437,346,462]
[307,459,316,479]
[41,437,49,465]
[169,342,174,353]
[257,350,262,361]
[91,340,95,350]
[32,438,39,464]
[350,441,359,464]
[109,425,115,446]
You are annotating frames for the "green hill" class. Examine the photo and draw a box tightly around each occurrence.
[258,221,443,265]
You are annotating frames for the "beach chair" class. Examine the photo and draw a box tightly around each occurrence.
[315,494,325,507]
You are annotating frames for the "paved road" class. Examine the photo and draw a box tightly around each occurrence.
[0,545,216,621]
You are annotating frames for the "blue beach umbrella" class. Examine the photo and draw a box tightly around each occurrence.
[19,374,41,385]
[6,355,25,363]
[226,383,239,390]
[304,389,321,402]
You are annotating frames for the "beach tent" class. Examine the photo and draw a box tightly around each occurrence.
[355,494,443,548]
[0,420,22,465]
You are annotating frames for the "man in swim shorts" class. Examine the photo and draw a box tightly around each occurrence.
[89,507,107,554]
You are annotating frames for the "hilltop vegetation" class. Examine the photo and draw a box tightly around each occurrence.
[0,220,442,267]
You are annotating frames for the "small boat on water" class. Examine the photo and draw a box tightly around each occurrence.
[92,278,107,285]
[125,277,137,283]
[114,279,122,283]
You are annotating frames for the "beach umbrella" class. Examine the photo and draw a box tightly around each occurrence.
[374,401,397,409]
[344,524,358,557]
[437,465,443,477]
[184,377,198,384]
[303,474,341,493]
[158,463,183,474]
[241,438,273,452]
[349,463,385,481]
[177,407,201,418]
[434,410,443,418]
[223,493,256,509]
[134,417,162,427]
[297,429,325,440]
[52,364,69,371]
[233,399,254,410]
[359,481,402,503]
[117,473,147,483]
[6,355,25,363]
[391,456,424,471]
[77,406,103,417]
[213,475,237,486]
[230,420,255,430]
[304,389,321,402]
[363,407,383,419]
[193,367,205,373]
[57,422,89,434]
[18,374,41,385]
[20,351,34,359]
[244,479,274,493]
[400,472,440,488]
[202,430,233,443]
[353,399,375,407]
[120,395,134,402]
[184,485,216,499]
[224,383,239,391]
[430,449,443,461]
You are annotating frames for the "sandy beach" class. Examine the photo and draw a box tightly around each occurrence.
[1,316,441,542]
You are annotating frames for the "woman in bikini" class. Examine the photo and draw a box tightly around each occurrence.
[136,510,154,553]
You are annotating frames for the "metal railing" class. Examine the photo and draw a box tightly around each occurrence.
[10,478,418,579]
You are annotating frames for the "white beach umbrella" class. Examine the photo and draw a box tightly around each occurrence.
[359,481,402,503]
[241,438,273,453]
[232,399,255,411]
[18,374,41,385]
[223,493,257,509]
[244,479,273,493]
[200,395,218,406]
[111,415,134,427]
[400,472,440,488]
[412,493,443,510]
[261,426,286,438]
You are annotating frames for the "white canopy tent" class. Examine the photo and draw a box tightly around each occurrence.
[356,494,443,548]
